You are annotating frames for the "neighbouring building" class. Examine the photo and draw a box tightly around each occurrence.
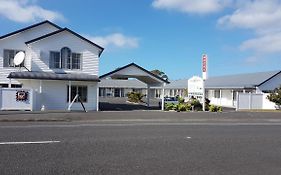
[0,21,103,111]
[205,70,281,109]
[100,70,281,110]
[99,78,188,98]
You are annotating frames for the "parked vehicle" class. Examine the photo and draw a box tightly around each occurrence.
[159,97,178,107]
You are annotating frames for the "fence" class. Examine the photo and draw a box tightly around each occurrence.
[1,88,33,111]
[236,93,276,110]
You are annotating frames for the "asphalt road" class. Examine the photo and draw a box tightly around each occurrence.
[1,121,281,175]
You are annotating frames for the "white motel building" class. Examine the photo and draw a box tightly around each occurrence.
[0,21,280,111]
[0,21,103,111]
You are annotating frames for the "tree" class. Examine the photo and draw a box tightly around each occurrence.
[150,69,169,81]
[267,85,281,109]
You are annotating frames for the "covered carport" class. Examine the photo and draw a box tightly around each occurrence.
[99,63,169,111]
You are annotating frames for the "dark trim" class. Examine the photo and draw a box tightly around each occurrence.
[25,28,104,57]
[99,63,170,84]
[0,20,61,40]
[258,70,281,86]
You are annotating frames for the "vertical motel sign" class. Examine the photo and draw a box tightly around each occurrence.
[202,54,208,80]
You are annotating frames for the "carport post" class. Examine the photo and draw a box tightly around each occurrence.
[96,86,99,111]
[161,83,166,111]
[147,85,150,107]
[8,78,11,88]
[68,81,71,111]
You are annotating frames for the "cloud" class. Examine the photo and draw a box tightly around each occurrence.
[86,33,139,49]
[240,32,281,53]
[152,0,233,14]
[218,0,281,34]
[0,0,64,23]
[218,0,281,54]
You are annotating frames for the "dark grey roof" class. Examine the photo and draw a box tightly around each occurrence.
[0,20,61,40]
[205,70,280,89]
[99,70,281,90]
[99,79,146,88]
[165,79,188,89]
[8,71,99,82]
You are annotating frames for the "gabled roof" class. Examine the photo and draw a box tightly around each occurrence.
[100,63,170,85]
[205,70,281,89]
[25,27,104,57]
[0,20,61,40]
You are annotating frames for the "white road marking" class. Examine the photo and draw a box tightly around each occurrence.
[1,122,281,129]
[0,141,60,145]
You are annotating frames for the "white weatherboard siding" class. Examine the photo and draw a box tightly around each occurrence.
[28,31,100,75]
[21,80,98,111]
[0,23,59,84]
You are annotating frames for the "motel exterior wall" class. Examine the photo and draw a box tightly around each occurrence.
[0,21,102,111]
[27,30,100,75]
[20,80,98,111]
[0,23,59,85]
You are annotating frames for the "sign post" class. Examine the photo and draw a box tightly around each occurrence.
[202,54,208,111]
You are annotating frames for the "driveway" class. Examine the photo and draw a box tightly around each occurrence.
[99,97,161,111]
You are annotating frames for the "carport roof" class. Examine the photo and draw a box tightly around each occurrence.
[100,63,169,86]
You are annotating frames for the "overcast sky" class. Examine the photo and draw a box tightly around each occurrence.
[1,0,281,79]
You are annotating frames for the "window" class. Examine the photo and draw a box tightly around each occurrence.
[3,49,24,67]
[61,47,71,69]
[0,84,22,88]
[214,90,221,98]
[67,85,87,103]
[72,53,81,69]
[49,51,60,68]
[49,47,81,69]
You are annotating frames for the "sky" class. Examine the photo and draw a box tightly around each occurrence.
[0,0,281,80]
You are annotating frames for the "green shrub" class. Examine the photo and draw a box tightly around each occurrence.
[209,105,222,112]
[191,99,202,111]
[185,103,192,111]
[127,92,144,103]
[165,103,175,110]
[218,106,222,112]
[178,103,186,111]
[178,97,185,104]
[172,104,178,111]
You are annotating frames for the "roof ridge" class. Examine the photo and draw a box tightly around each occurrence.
[0,20,62,40]
[209,70,280,79]
[25,27,104,57]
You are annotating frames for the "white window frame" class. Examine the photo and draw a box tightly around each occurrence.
[49,47,82,70]
[3,49,25,68]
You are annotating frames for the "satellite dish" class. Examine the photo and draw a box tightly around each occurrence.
[13,51,25,66]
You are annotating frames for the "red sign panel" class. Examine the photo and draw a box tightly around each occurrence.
[202,54,207,72]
